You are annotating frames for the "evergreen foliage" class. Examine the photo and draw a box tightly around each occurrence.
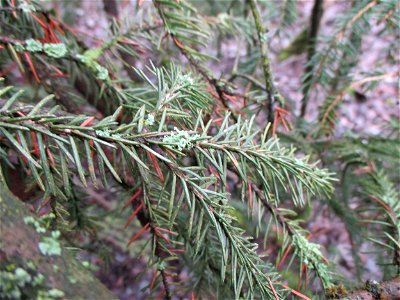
[0,0,398,299]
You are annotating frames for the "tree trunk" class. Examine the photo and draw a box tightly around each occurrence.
[0,167,116,300]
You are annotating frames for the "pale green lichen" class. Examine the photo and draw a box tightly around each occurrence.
[95,129,121,138]
[94,64,109,80]
[145,114,155,126]
[24,39,67,58]
[76,54,88,64]
[81,261,90,268]
[23,215,62,256]
[163,127,200,151]
[80,260,99,272]
[23,213,55,234]
[14,268,32,287]
[181,74,194,85]
[23,216,46,233]
[81,47,103,61]
[292,234,323,265]
[260,32,268,43]
[25,39,43,52]
[32,273,45,286]
[292,234,332,287]
[44,43,67,58]
[0,264,48,299]
[76,53,109,81]
[38,230,62,256]
[19,2,36,13]
[95,129,110,137]
[68,275,78,284]
[47,289,65,298]
[157,260,166,271]
[37,289,65,300]
[14,42,25,52]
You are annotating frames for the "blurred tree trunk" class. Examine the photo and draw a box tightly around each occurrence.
[0,167,116,300]
[335,277,400,299]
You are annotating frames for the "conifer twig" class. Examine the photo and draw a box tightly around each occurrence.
[153,0,239,122]
[127,186,172,299]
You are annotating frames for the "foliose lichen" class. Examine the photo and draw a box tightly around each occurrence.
[94,64,109,80]
[43,43,67,58]
[163,127,200,151]
[76,53,109,81]
[0,262,61,299]
[38,230,62,256]
[23,214,62,256]
[292,234,332,287]
[14,42,25,52]
[25,39,43,52]
[19,2,36,13]
[23,216,46,233]
[23,39,67,58]
[145,114,155,126]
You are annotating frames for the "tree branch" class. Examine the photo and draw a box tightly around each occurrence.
[300,0,324,118]
[247,0,275,124]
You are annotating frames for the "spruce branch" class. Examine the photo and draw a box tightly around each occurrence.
[153,0,239,122]
[250,182,333,289]
[0,81,333,297]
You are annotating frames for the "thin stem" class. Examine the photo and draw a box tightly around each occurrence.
[128,185,172,299]
[231,73,266,91]
[301,0,378,117]
[247,0,275,124]
[300,0,324,118]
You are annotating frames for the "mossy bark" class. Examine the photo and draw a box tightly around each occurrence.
[0,168,116,300]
